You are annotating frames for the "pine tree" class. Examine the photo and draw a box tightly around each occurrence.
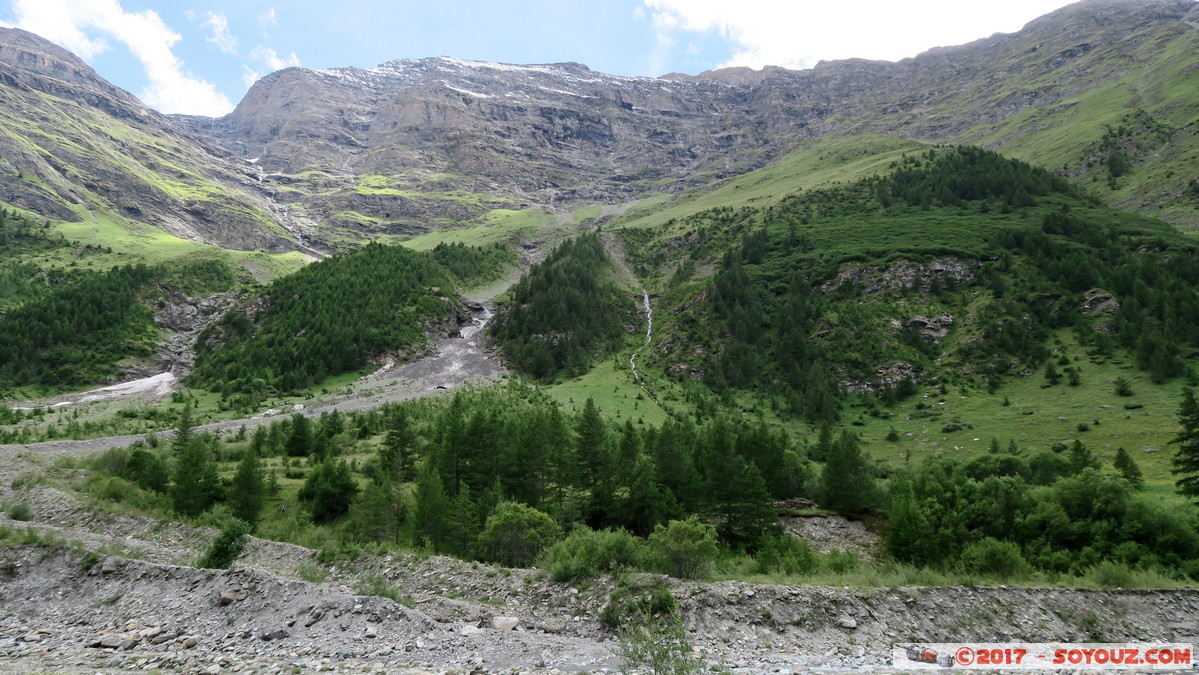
[1171,388,1199,502]
[820,430,876,514]
[286,413,313,457]
[576,397,609,483]
[380,407,415,482]
[1067,440,1100,474]
[171,402,195,455]
[298,459,358,523]
[229,447,266,529]
[886,477,936,566]
[1112,447,1144,490]
[349,476,405,544]
[414,460,450,551]
[444,482,481,559]
[170,437,221,517]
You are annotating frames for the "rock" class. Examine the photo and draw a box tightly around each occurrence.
[459,624,484,636]
[100,559,118,574]
[490,617,520,631]
[204,665,221,675]
[364,626,378,638]
[838,617,858,629]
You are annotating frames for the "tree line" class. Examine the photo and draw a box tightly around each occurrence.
[191,241,510,396]
[491,233,631,380]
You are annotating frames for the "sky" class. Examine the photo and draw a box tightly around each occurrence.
[0,0,1082,117]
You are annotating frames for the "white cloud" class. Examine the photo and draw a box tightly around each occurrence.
[242,45,302,88]
[202,12,237,55]
[642,0,1077,72]
[6,0,232,116]
[259,7,277,29]
[251,45,301,71]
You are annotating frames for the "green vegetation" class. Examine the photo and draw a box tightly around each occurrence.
[492,233,632,379]
[630,147,1199,422]
[192,241,511,396]
[0,263,157,389]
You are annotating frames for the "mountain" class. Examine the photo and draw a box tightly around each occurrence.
[170,0,1199,247]
[0,28,301,252]
[0,0,1195,255]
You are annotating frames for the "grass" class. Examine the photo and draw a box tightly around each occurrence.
[611,134,927,235]
[840,331,1191,505]
[545,358,671,427]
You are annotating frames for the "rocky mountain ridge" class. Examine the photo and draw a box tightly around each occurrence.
[2,0,1197,252]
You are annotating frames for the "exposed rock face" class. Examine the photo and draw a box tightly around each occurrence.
[0,28,301,251]
[181,0,1197,240]
[829,258,980,294]
[1,0,1197,250]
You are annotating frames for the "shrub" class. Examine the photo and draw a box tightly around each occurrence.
[755,533,818,576]
[196,519,251,569]
[4,502,33,521]
[646,517,719,580]
[538,526,647,581]
[959,537,1030,581]
[478,502,561,568]
[616,615,700,675]
[1087,560,1134,589]
[824,548,860,574]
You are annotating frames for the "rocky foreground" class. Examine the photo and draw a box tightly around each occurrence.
[2,449,1198,674]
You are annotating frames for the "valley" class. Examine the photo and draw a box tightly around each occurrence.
[3,1,1199,672]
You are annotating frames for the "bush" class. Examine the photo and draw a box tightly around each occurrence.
[298,460,358,523]
[755,533,818,576]
[1087,560,1134,588]
[478,502,561,568]
[616,615,700,675]
[824,548,860,574]
[959,537,1030,581]
[538,526,648,581]
[646,517,719,580]
[4,502,32,521]
[196,519,251,569]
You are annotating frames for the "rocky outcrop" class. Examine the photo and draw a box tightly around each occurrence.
[0,28,300,252]
[829,258,980,294]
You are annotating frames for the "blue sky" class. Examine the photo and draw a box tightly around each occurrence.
[1,0,1080,117]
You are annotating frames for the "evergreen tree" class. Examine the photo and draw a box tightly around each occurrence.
[298,460,358,523]
[349,477,405,544]
[886,477,936,566]
[286,413,313,457]
[229,446,266,529]
[1171,388,1199,503]
[576,397,609,483]
[380,407,415,482]
[170,437,221,517]
[820,430,875,514]
[1067,439,1100,474]
[172,402,195,455]
[444,482,481,559]
[414,460,450,551]
[1112,447,1144,490]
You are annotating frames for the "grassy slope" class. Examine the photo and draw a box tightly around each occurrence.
[566,141,1199,503]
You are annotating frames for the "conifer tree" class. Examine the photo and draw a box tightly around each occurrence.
[1112,447,1144,490]
[1067,439,1100,474]
[886,477,935,566]
[820,430,875,514]
[414,460,450,551]
[229,446,266,528]
[170,437,221,517]
[1171,388,1199,502]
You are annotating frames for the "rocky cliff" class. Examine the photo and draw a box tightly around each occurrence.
[2,0,1198,252]
[0,28,300,251]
